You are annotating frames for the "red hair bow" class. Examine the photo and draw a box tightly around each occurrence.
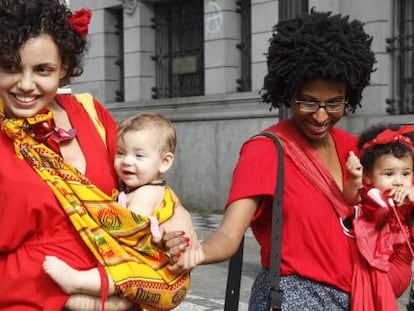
[68,8,92,38]
[360,125,414,156]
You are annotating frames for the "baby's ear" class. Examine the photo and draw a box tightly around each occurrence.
[363,174,372,185]
[160,152,174,174]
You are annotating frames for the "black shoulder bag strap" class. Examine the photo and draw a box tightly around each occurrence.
[262,132,284,311]
[224,132,284,311]
[223,235,244,310]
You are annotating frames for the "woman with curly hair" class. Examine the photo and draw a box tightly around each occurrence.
[0,0,193,310]
[175,11,412,310]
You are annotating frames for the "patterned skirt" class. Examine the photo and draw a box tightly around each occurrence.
[249,268,350,311]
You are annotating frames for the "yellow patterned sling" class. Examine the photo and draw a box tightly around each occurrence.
[0,104,189,311]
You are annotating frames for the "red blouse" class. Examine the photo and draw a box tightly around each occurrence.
[0,95,118,310]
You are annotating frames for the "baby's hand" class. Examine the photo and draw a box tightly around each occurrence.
[346,151,363,179]
[389,186,414,205]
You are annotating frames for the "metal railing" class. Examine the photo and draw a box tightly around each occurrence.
[278,0,308,120]
[386,0,414,114]
[236,0,252,92]
[114,9,124,102]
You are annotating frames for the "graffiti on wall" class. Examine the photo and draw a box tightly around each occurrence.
[206,0,223,33]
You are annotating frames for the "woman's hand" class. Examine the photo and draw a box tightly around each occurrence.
[160,230,190,263]
[156,198,203,271]
[168,233,205,274]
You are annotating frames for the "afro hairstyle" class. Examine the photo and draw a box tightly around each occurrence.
[261,10,376,113]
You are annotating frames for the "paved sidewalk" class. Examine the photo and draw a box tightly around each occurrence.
[175,213,412,311]
[175,226,258,310]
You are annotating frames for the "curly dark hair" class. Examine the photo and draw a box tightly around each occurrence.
[358,124,414,173]
[0,0,88,79]
[261,11,376,113]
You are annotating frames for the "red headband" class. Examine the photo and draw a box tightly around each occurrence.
[68,8,92,38]
[360,125,414,157]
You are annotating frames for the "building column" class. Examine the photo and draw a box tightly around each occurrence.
[204,0,241,95]
[123,2,155,101]
[250,0,278,92]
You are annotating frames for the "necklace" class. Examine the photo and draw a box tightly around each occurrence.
[122,178,167,194]
[146,178,167,186]
[26,110,77,153]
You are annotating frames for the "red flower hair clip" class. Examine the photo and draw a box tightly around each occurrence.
[68,8,92,38]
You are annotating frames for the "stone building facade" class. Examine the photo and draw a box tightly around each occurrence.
[69,0,414,211]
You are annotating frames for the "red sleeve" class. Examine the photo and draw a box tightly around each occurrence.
[226,136,279,210]
[331,127,358,183]
[388,244,413,297]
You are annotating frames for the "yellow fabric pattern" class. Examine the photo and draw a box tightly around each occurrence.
[0,104,189,310]
[74,93,106,146]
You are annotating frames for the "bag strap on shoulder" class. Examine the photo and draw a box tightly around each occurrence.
[224,132,284,311]
[260,132,284,311]
[74,93,106,146]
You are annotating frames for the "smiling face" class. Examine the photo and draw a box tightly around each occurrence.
[364,153,413,191]
[291,79,346,145]
[114,128,174,191]
[0,33,67,118]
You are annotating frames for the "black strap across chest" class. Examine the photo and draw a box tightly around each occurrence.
[224,132,284,311]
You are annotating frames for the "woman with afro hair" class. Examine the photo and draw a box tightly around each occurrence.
[175,10,413,311]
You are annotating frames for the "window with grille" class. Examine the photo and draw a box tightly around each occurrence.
[278,0,308,119]
[151,0,204,99]
[236,0,252,92]
[386,0,414,114]
[103,8,124,102]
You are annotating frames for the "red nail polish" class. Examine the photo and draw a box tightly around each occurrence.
[185,241,190,248]
[180,231,185,236]
[185,237,190,243]
[176,252,182,258]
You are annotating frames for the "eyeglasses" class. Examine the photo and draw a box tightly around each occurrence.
[294,99,348,113]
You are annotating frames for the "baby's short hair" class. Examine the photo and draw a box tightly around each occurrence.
[117,112,176,155]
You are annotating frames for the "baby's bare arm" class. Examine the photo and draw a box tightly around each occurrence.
[160,203,197,248]
[159,202,204,272]
[65,294,132,311]
[343,151,363,205]
[127,186,164,216]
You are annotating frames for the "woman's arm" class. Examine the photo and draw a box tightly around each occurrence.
[201,197,258,264]
[167,197,259,273]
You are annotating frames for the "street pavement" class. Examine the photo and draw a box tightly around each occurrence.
[174,213,412,311]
